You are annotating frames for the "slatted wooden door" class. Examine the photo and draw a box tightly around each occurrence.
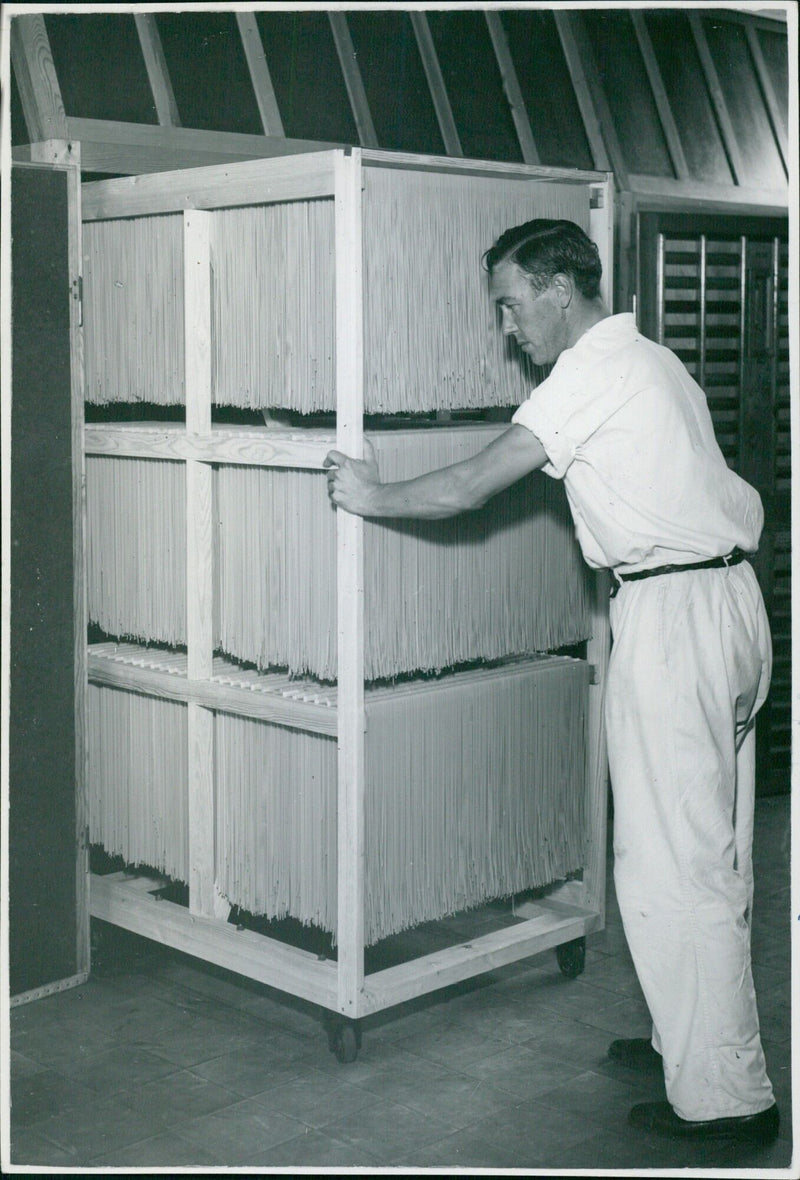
[638,212,790,795]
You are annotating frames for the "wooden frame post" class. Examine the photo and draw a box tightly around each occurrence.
[334,149,366,1017]
[183,210,217,919]
[67,162,90,976]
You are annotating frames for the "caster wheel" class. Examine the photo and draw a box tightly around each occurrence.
[327,1019,362,1064]
[556,936,586,979]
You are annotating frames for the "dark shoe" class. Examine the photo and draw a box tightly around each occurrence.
[608,1037,662,1072]
[629,1100,779,1144]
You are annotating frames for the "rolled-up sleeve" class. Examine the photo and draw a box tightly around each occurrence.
[512,394,577,480]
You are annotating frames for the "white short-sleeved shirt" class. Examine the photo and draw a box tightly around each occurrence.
[511,313,763,572]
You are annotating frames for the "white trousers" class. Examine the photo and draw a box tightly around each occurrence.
[606,560,774,1121]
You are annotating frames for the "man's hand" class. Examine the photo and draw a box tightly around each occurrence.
[324,441,380,516]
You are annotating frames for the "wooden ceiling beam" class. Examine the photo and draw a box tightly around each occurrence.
[328,13,378,148]
[485,12,540,165]
[409,12,463,157]
[10,13,67,142]
[235,12,285,138]
[134,13,181,128]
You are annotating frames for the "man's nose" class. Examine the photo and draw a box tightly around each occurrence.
[500,306,516,334]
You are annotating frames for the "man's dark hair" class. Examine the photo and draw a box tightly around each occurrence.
[483,219,602,300]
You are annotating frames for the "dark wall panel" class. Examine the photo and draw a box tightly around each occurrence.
[44,13,157,125]
[582,10,673,177]
[10,166,78,995]
[645,11,733,186]
[256,11,358,145]
[348,11,445,155]
[156,11,263,135]
[758,27,789,133]
[427,11,522,162]
[502,10,594,170]
[703,17,786,188]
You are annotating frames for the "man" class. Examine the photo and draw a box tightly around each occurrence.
[324,219,778,1147]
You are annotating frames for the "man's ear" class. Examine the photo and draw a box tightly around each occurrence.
[551,273,574,308]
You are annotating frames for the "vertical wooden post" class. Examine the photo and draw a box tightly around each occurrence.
[183,210,216,918]
[68,162,90,974]
[334,150,366,1017]
[583,177,614,923]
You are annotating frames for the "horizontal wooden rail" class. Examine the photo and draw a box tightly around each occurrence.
[627,173,788,211]
[360,901,602,1015]
[82,150,339,220]
[84,424,335,469]
[88,649,339,736]
[91,873,339,1009]
[362,147,605,184]
[67,117,341,175]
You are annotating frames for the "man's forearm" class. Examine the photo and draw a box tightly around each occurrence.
[367,464,485,520]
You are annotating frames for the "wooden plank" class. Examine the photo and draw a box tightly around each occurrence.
[744,23,789,172]
[563,12,629,188]
[362,147,603,184]
[84,424,334,469]
[9,13,67,142]
[67,162,90,977]
[183,210,215,919]
[235,12,285,137]
[590,175,615,312]
[90,874,339,1009]
[409,12,463,157]
[687,12,746,186]
[12,140,79,168]
[553,11,612,175]
[484,12,540,165]
[334,149,366,1018]
[361,907,601,1015]
[627,173,788,211]
[67,117,340,175]
[328,13,379,148]
[87,652,339,737]
[134,14,181,128]
[584,186,613,921]
[583,570,611,921]
[81,150,338,220]
[630,10,689,180]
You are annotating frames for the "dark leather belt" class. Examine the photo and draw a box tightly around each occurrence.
[610,548,750,598]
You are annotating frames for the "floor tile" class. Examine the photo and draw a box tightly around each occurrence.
[11,1068,96,1127]
[52,1044,178,1094]
[249,1065,380,1127]
[321,1097,452,1165]
[189,1044,309,1097]
[174,1097,307,1163]
[116,1068,239,1124]
[89,1130,224,1167]
[21,1094,169,1161]
[236,1127,378,1168]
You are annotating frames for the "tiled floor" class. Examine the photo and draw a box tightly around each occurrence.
[8,795,793,1171]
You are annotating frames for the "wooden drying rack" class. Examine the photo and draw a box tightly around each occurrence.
[81,147,614,1054]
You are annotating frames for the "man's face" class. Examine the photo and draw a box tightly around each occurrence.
[489,260,567,366]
